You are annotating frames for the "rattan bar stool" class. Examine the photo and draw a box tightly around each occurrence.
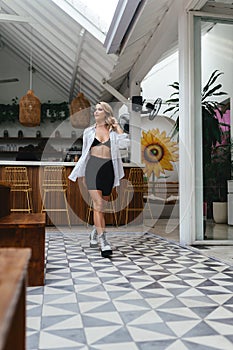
[86,192,118,227]
[119,167,153,225]
[3,166,33,213]
[41,166,71,227]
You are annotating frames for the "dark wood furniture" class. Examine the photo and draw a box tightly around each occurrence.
[0,248,31,350]
[0,213,46,286]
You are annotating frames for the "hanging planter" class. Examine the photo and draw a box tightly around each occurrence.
[70,92,91,128]
[19,89,41,127]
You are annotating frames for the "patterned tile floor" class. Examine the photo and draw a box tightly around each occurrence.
[27,227,233,350]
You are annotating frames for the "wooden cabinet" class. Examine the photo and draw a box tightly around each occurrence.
[0,248,31,350]
[0,213,46,286]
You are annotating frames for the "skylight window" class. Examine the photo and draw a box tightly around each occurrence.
[64,0,118,34]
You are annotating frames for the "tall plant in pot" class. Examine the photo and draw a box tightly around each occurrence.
[164,70,230,221]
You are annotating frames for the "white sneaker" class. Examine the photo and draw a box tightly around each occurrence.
[90,227,98,248]
[99,232,112,257]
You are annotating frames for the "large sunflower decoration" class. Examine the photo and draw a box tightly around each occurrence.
[141,128,179,178]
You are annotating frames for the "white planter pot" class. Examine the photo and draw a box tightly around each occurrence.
[213,202,227,224]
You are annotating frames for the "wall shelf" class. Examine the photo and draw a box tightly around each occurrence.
[0,137,83,161]
[0,137,81,141]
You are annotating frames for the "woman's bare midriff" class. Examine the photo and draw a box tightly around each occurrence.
[90,145,111,159]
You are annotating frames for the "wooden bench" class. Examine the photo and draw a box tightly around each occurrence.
[0,213,46,286]
[0,248,31,350]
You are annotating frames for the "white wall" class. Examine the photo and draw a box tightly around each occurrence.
[0,48,67,104]
[202,22,233,102]
[141,52,179,116]
[139,54,179,182]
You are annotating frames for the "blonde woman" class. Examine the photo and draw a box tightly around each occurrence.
[69,102,128,257]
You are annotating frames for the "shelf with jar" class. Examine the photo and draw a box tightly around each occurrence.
[0,136,83,162]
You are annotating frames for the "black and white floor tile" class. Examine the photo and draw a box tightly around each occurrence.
[27,228,233,350]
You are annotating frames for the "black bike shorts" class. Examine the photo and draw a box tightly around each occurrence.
[85,156,114,196]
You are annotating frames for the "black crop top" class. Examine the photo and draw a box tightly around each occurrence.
[91,137,111,148]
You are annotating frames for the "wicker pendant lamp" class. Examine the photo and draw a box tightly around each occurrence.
[19,45,41,127]
[70,92,91,129]
[19,89,41,127]
[70,68,91,128]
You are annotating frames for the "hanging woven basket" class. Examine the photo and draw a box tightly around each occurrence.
[19,89,41,127]
[70,92,91,128]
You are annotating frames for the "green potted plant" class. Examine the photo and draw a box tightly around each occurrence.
[164,70,230,223]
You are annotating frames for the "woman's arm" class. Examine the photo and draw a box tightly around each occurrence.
[82,129,88,150]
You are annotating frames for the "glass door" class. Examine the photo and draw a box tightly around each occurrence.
[194,13,233,242]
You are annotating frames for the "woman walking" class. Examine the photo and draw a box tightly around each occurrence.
[69,102,128,257]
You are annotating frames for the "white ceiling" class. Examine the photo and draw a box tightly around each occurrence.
[0,0,232,104]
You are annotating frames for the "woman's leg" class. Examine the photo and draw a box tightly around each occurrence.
[88,189,112,257]
[88,189,110,234]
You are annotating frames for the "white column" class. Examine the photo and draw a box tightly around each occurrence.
[193,16,204,241]
[129,80,142,164]
[179,10,196,245]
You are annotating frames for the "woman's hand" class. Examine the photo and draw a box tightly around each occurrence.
[108,117,123,133]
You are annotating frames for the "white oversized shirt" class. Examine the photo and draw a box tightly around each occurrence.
[68,125,129,187]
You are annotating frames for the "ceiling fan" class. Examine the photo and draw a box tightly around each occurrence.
[0,78,19,84]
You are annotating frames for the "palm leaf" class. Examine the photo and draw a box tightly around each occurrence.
[165,98,179,103]
[213,92,227,96]
[163,105,177,113]
[202,84,223,100]
[208,71,223,87]
[202,70,223,95]
[170,92,179,97]
[168,82,179,89]
[202,70,218,94]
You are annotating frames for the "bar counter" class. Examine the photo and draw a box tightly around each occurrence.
[0,161,141,167]
[0,161,144,226]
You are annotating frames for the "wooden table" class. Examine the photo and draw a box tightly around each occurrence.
[0,213,45,286]
[0,248,31,350]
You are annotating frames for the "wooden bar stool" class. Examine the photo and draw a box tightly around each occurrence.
[119,167,153,225]
[41,166,71,227]
[3,166,33,213]
[86,192,118,227]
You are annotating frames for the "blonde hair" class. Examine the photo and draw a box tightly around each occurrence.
[98,101,115,129]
